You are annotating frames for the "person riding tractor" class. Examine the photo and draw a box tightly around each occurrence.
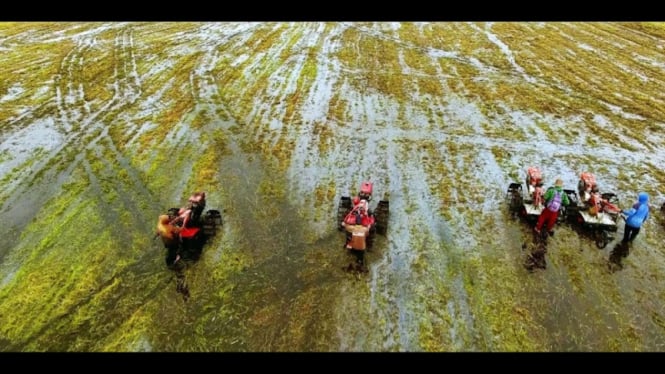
[358,181,373,202]
[341,204,372,266]
[578,172,598,203]
[526,167,545,208]
[170,191,207,230]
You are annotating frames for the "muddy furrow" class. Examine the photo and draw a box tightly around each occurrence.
[2,22,665,352]
[0,25,145,257]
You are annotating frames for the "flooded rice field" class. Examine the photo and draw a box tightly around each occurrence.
[1,22,665,351]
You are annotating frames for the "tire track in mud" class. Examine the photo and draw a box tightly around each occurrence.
[255,24,512,349]
[0,25,204,350]
[257,36,431,347]
[287,101,665,221]
[57,34,94,128]
[282,88,474,349]
[288,124,477,350]
[198,124,343,350]
[176,44,351,350]
[258,22,665,350]
[3,22,665,351]
[198,22,665,350]
[0,26,158,262]
[6,253,175,351]
[368,143,456,350]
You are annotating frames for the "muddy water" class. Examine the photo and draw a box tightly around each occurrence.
[206,151,342,351]
[131,125,358,351]
[3,129,663,352]
[2,22,665,352]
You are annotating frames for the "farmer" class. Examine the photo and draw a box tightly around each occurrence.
[526,167,542,192]
[358,199,369,215]
[156,214,182,267]
[578,172,597,203]
[188,191,206,221]
[535,178,570,236]
[621,192,650,244]
[533,182,545,208]
[171,191,206,229]
[588,186,602,215]
[341,220,370,267]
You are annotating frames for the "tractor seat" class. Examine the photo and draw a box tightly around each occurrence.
[180,227,200,239]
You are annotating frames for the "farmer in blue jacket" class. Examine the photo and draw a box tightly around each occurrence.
[622,192,650,243]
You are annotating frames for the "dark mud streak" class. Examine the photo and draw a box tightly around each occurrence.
[198,106,344,350]
[0,166,73,262]
[88,126,164,233]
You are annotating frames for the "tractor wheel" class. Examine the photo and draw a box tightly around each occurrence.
[519,205,527,217]
[510,196,523,215]
[595,231,609,249]
[375,200,389,235]
[366,231,374,249]
[186,231,205,260]
[337,197,352,231]
[206,209,223,226]
[203,210,223,236]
